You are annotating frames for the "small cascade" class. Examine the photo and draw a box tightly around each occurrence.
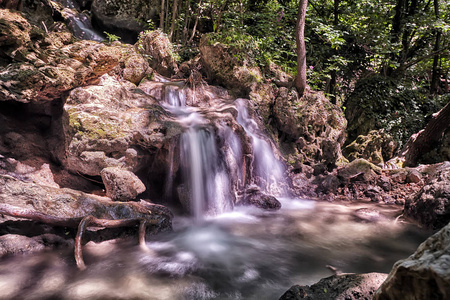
[235,99,287,195]
[180,127,232,218]
[154,80,291,218]
[162,84,233,219]
[52,0,105,42]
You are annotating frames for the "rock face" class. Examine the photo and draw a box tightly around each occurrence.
[100,167,146,201]
[374,223,450,300]
[274,89,347,172]
[0,10,121,103]
[280,273,388,300]
[61,74,182,177]
[404,162,450,230]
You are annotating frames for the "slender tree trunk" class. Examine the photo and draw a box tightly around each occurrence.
[401,101,450,166]
[295,0,308,95]
[188,0,202,44]
[160,0,165,30]
[169,0,180,41]
[430,0,441,94]
[329,0,339,103]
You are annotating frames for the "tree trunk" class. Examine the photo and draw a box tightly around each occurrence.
[169,0,179,41]
[430,0,441,94]
[188,0,202,44]
[160,0,165,30]
[295,0,308,95]
[401,101,450,166]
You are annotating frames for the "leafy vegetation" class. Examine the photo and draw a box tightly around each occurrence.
[148,0,448,146]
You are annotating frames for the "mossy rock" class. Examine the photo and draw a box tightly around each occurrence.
[343,130,397,166]
[337,158,382,182]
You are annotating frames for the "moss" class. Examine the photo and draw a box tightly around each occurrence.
[67,110,127,140]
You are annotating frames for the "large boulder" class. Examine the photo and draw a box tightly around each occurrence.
[404,162,450,230]
[280,273,388,300]
[0,10,121,103]
[274,89,347,172]
[374,223,450,300]
[61,74,182,176]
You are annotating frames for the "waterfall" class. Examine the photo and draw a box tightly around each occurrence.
[158,82,289,218]
[52,0,105,42]
[235,99,287,195]
[163,85,233,219]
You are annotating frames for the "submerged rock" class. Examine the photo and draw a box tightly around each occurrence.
[280,273,387,300]
[374,223,450,300]
[240,187,281,211]
[404,162,450,230]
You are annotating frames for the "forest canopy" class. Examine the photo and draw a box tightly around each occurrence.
[156,0,449,101]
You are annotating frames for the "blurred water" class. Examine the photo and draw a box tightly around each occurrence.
[0,200,432,299]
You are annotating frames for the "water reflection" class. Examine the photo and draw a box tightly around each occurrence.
[0,200,433,299]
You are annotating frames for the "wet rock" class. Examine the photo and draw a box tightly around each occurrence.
[374,223,450,300]
[241,188,281,210]
[0,234,45,256]
[100,167,145,201]
[404,162,450,230]
[353,208,382,222]
[136,30,178,77]
[280,273,388,300]
[343,129,397,166]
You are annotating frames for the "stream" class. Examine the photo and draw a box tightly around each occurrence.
[0,199,431,299]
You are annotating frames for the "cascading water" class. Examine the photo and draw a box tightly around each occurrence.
[162,84,234,219]
[235,99,287,195]
[53,0,105,42]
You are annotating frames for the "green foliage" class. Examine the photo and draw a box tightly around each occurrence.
[346,76,446,148]
[103,31,121,43]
